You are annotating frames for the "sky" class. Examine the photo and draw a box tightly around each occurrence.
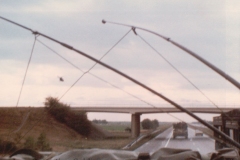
[0,1,239,122]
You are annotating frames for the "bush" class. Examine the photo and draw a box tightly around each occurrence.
[36,133,51,151]
[44,97,70,123]
[152,119,159,129]
[0,139,17,154]
[24,136,35,149]
[142,119,152,129]
[92,119,108,124]
[141,119,159,130]
[66,112,91,137]
[44,96,91,137]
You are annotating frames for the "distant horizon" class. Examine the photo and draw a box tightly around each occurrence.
[0,106,223,122]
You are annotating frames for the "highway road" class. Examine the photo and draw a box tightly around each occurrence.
[135,127,215,155]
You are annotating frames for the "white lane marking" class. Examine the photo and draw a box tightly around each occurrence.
[193,142,195,146]
[164,131,173,147]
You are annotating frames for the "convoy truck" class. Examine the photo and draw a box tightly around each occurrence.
[173,122,188,139]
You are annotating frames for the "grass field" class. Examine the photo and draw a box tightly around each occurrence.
[52,122,133,150]
[93,122,172,150]
[97,122,131,132]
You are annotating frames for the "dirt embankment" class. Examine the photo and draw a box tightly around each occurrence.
[0,107,107,152]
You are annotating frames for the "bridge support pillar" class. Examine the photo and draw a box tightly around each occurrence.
[131,113,141,138]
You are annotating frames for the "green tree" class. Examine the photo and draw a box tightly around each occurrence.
[101,119,108,124]
[141,119,159,130]
[24,136,35,149]
[92,119,108,124]
[36,133,51,151]
[44,97,70,123]
[66,112,91,137]
[92,119,98,124]
[44,96,92,137]
[141,119,152,129]
[151,119,159,129]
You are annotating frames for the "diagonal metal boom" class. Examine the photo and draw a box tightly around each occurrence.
[1,16,240,149]
[102,19,240,90]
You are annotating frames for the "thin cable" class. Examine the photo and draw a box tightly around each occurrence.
[31,34,236,148]
[32,38,240,148]
[36,39,187,122]
[137,33,236,124]
[102,19,240,90]
[36,39,82,71]
[137,34,219,108]
[4,36,37,155]
[59,29,132,100]
[1,16,239,148]
[16,36,37,107]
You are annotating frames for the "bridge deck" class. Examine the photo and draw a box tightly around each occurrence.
[71,107,237,114]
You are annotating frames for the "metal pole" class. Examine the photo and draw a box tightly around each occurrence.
[1,16,240,149]
[102,20,240,90]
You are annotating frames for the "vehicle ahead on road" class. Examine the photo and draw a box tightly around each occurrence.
[195,129,203,136]
[173,122,188,139]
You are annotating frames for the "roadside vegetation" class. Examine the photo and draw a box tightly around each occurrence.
[98,122,130,131]
[141,119,159,130]
[24,132,52,151]
[0,100,172,153]
[44,97,91,137]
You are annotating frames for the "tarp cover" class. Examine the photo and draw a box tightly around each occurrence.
[50,149,138,160]
[50,148,239,160]
[50,148,202,160]
[2,147,238,160]
[151,148,201,160]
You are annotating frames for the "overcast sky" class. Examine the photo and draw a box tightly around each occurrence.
[0,1,239,122]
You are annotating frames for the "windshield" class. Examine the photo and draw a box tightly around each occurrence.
[0,1,240,160]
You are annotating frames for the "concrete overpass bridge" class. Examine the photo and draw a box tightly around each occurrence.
[72,107,238,138]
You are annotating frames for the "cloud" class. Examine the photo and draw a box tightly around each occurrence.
[1,1,97,13]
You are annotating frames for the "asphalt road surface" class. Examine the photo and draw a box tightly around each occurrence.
[135,127,215,155]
